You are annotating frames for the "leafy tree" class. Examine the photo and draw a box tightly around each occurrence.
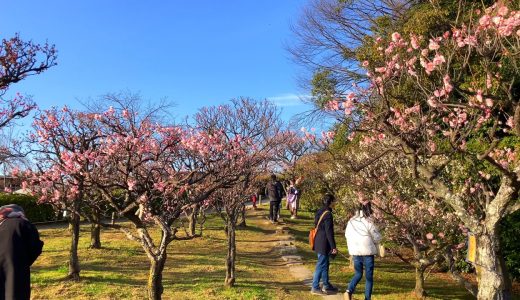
[500,210,520,281]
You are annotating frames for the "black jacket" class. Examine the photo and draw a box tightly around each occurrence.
[313,207,336,255]
[265,180,284,202]
[0,218,44,300]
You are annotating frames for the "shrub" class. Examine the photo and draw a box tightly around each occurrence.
[500,210,520,281]
[0,193,58,222]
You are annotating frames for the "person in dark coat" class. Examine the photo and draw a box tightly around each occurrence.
[311,194,338,295]
[265,174,284,223]
[0,204,44,300]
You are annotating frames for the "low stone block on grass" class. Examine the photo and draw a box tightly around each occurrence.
[281,255,303,266]
[278,240,294,246]
[279,245,298,255]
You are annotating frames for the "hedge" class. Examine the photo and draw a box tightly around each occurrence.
[500,210,520,281]
[0,193,58,223]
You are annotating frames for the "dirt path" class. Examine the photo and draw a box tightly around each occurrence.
[243,206,343,299]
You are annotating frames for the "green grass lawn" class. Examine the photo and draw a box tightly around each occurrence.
[31,207,317,300]
[30,205,518,299]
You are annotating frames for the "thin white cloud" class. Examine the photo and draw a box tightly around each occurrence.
[267,93,311,107]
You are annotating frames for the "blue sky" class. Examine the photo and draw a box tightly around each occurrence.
[1,0,313,123]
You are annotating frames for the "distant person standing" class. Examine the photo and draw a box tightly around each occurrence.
[311,194,338,295]
[286,180,299,219]
[294,176,303,217]
[251,194,258,209]
[265,174,284,223]
[0,204,44,300]
[344,202,381,300]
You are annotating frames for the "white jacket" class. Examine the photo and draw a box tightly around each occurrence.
[345,212,382,256]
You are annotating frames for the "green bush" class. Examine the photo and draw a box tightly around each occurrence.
[500,209,520,281]
[0,193,58,222]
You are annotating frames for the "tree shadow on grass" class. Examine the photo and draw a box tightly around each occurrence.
[162,269,231,290]
[164,268,311,296]
[333,262,475,299]
[286,227,312,241]
[238,223,276,235]
[169,256,226,267]
[234,279,312,294]
[31,264,147,286]
[238,252,288,268]
[207,235,281,243]
[79,274,144,286]
[201,224,225,231]
[372,260,416,274]
[91,246,145,255]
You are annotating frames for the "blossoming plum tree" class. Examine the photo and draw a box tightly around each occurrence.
[194,98,283,287]
[72,98,283,299]
[0,34,56,167]
[28,107,102,280]
[325,3,520,298]
[338,143,465,297]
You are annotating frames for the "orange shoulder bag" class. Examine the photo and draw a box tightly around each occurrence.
[309,211,329,250]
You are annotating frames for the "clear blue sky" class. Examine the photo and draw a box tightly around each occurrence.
[1,0,313,122]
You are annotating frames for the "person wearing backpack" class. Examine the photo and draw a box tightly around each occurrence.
[265,174,284,223]
[311,194,338,295]
[344,202,381,300]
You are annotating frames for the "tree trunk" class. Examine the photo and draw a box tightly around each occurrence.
[133,223,171,300]
[89,209,101,249]
[411,243,427,298]
[225,221,237,287]
[147,255,166,300]
[476,229,512,300]
[90,222,101,249]
[237,204,246,228]
[67,212,81,280]
[414,266,426,298]
[188,204,200,237]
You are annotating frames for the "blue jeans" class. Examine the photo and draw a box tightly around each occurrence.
[347,255,374,300]
[312,253,331,290]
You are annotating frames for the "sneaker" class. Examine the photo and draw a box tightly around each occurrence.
[310,288,325,295]
[290,215,296,219]
[322,285,339,294]
[343,290,353,300]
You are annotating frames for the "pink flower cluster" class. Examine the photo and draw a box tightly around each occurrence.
[387,105,420,133]
[0,93,36,130]
[489,147,517,169]
[478,4,520,37]
[26,103,276,220]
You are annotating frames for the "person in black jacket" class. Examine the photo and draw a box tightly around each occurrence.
[0,204,44,300]
[311,194,338,295]
[265,174,284,223]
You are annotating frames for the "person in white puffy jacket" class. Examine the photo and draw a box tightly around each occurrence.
[344,202,381,300]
